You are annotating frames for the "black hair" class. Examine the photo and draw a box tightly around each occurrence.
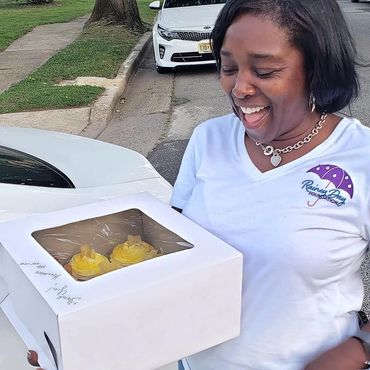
[211,0,360,113]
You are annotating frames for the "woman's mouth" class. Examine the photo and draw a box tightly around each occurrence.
[239,106,270,128]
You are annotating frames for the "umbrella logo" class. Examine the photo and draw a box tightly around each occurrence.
[305,164,354,207]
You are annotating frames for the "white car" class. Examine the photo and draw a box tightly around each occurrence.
[0,126,172,222]
[0,127,173,370]
[149,0,225,73]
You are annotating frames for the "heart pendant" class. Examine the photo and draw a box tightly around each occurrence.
[270,153,282,167]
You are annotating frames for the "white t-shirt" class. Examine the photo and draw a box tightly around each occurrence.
[171,113,370,370]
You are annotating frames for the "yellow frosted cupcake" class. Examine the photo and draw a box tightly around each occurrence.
[69,245,109,281]
[110,235,159,267]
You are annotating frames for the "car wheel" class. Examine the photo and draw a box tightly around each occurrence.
[156,64,171,74]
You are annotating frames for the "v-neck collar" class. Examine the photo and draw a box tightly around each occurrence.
[238,117,350,180]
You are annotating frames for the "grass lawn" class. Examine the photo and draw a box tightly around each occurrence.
[0,0,96,51]
[0,0,157,114]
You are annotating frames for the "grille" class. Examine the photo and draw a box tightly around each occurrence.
[171,52,215,63]
[177,31,211,41]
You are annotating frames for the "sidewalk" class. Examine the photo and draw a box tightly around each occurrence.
[0,15,151,137]
[0,16,88,94]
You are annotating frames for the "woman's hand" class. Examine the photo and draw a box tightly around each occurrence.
[27,350,44,370]
[304,337,368,370]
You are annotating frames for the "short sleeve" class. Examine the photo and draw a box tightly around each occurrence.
[171,129,200,210]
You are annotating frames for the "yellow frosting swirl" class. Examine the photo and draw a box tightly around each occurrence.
[70,245,109,280]
[110,235,158,266]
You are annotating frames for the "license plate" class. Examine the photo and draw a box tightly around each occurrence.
[198,40,212,54]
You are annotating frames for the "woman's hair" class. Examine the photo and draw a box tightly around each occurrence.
[211,0,360,113]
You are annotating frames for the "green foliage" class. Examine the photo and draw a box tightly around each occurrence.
[0,82,103,113]
[0,0,96,51]
[15,0,54,4]
[0,0,156,113]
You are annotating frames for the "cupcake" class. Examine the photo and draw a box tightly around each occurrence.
[68,245,110,281]
[110,234,159,267]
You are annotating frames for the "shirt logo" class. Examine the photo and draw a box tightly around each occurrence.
[302,164,354,207]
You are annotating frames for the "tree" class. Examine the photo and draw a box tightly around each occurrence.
[86,0,147,33]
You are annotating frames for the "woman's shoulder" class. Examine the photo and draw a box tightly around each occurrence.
[340,116,370,142]
[341,116,370,132]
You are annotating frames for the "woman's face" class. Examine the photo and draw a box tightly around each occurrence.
[220,13,311,144]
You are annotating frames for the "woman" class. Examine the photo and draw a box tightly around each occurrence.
[172,0,370,369]
[28,1,369,370]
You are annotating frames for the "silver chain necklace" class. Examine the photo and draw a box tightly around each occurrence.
[255,112,328,167]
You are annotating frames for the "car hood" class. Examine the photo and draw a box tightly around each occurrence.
[158,4,224,30]
[0,127,163,188]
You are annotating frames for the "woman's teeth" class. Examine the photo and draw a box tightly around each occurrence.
[238,105,270,128]
[240,106,266,114]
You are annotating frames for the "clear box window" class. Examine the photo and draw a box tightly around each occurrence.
[32,208,193,282]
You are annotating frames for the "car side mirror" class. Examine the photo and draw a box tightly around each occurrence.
[149,0,161,9]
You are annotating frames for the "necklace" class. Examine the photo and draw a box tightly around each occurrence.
[255,112,328,167]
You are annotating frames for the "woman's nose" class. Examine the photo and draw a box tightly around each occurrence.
[232,75,256,99]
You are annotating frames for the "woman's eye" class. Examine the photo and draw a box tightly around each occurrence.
[254,69,276,78]
[221,66,237,75]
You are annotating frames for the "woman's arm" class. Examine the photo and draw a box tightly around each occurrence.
[304,323,370,370]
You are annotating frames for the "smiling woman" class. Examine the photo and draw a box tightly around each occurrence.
[219,14,310,146]
[171,1,370,370]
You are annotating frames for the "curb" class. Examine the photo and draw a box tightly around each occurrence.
[80,32,152,139]
[0,32,152,138]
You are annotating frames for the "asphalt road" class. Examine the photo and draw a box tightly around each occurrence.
[100,0,370,313]
[98,53,229,185]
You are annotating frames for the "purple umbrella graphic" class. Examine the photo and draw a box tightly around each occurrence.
[306,164,354,206]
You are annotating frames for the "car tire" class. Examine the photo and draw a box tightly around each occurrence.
[156,64,171,74]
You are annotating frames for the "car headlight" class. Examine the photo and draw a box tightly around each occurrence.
[157,25,180,41]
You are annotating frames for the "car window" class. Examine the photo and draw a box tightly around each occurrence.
[0,146,75,188]
[164,0,225,8]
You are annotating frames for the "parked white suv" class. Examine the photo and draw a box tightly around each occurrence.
[149,0,225,73]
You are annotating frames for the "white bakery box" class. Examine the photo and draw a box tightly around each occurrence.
[0,192,242,370]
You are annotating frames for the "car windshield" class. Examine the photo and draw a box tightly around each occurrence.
[164,0,225,8]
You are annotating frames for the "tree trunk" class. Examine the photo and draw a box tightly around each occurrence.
[86,0,146,32]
